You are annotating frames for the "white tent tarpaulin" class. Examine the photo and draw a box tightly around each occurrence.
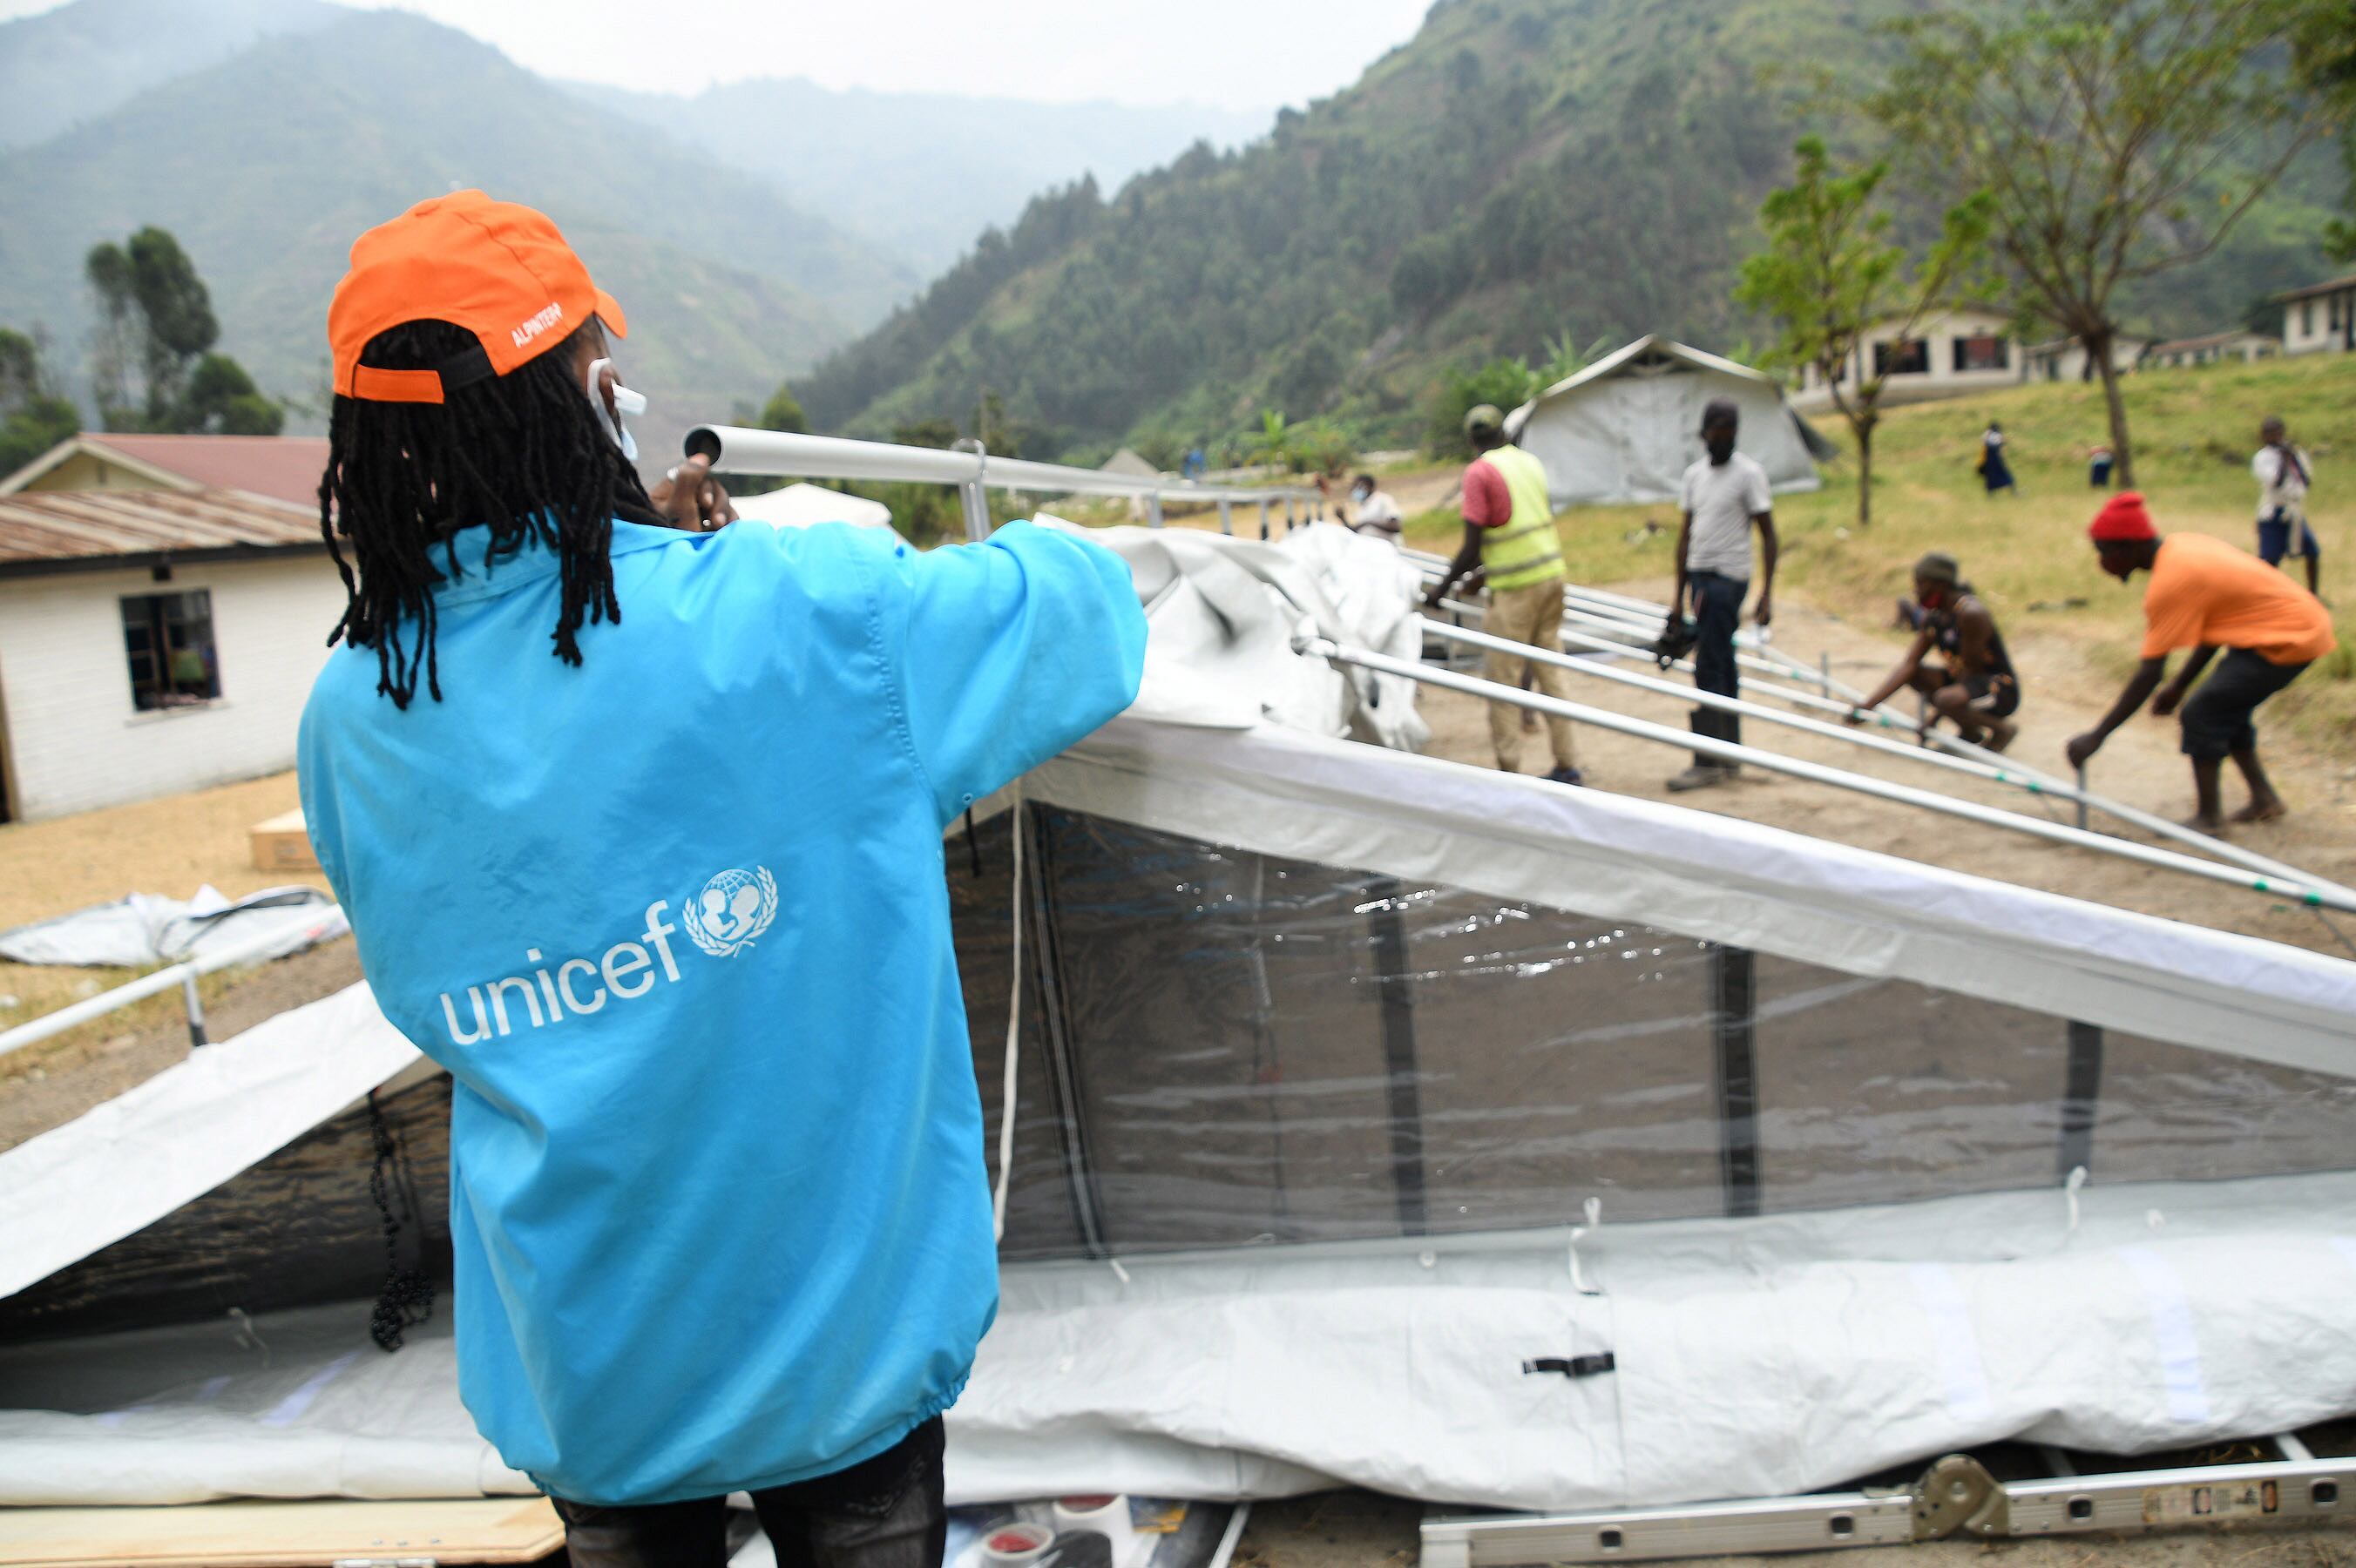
[730,481,903,541]
[1041,520,1431,752]
[1505,335,1835,507]
[4,715,2353,1508]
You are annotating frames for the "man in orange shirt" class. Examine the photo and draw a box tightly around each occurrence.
[2066,492,2337,833]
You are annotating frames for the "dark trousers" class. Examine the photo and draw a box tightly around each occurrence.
[552,1416,946,1568]
[1689,571,1747,701]
[2179,649,2308,760]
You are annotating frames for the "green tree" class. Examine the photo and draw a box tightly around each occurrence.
[83,226,279,434]
[758,382,809,434]
[1533,326,1612,391]
[891,416,960,449]
[1736,136,1992,526]
[0,327,82,474]
[179,352,282,436]
[2295,0,2356,260]
[1866,0,2353,487]
[1243,409,1295,474]
[1422,357,1537,459]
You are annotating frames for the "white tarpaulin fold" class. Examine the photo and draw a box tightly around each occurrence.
[0,886,345,970]
[1043,520,1430,752]
[0,982,419,1302]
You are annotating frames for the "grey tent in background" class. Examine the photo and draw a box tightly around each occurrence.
[1505,335,1837,507]
[1098,448,1161,479]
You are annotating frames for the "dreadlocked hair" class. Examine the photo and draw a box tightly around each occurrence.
[318,319,652,708]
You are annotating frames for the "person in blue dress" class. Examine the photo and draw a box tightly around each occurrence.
[1977,421,2017,496]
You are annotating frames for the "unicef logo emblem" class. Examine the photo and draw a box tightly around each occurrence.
[682,866,779,958]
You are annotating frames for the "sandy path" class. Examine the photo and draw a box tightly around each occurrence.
[1424,577,2356,956]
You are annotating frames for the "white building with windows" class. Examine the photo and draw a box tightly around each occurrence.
[2143,330,2280,370]
[0,483,343,822]
[2278,273,2356,355]
[1790,308,2021,414]
[2019,333,2155,383]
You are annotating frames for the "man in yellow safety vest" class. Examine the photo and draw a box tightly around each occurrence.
[1424,403,1582,785]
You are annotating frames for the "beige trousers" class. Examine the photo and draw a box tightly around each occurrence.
[1482,578,1577,772]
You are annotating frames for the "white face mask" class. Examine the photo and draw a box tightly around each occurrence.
[584,356,647,463]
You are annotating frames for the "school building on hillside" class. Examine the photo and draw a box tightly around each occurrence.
[2142,330,2280,371]
[2278,273,2356,355]
[0,435,344,823]
[1790,308,2021,414]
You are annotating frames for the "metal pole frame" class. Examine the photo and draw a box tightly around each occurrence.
[1711,945,1761,1218]
[0,909,342,1064]
[1295,636,2356,916]
[687,424,1320,525]
[1422,1443,2349,1568]
[2059,1021,2104,1179]
[1364,876,1429,1235]
[1419,614,2353,901]
[1425,607,2355,904]
[1017,801,1113,1258]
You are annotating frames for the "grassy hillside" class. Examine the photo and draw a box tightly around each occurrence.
[801,0,2343,460]
[1404,354,2356,754]
[0,9,917,448]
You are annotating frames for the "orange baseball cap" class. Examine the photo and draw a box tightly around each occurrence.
[328,190,626,405]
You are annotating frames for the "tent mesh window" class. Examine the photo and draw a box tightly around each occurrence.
[966,807,2356,1258]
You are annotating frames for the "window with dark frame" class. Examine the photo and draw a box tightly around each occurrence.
[1872,337,1930,375]
[1952,334,2009,372]
[120,590,221,711]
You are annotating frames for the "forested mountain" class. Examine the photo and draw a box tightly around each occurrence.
[0,0,336,149]
[584,78,1265,276]
[802,0,2343,456]
[0,8,913,451]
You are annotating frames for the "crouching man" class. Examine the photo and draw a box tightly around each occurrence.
[1849,552,2020,752]
[2065,493,2333,834]
[299,193,1147,1568]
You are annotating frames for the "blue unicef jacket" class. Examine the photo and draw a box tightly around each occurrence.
[298,516,1145,1504]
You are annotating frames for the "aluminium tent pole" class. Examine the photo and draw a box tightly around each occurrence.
[0,908,344,1063]
[1554,576,1846,685]
[1439,599,1868,718]
[1295,637,2356,916]
[1439,594,2324,881]
[1418,616,2356,899]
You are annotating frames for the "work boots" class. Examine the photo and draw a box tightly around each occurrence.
[1666,708,1740,793]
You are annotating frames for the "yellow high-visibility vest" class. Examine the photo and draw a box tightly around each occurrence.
[1476,444,1563,592]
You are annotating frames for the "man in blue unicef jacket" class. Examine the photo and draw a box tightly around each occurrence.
[299,193,1147,1568]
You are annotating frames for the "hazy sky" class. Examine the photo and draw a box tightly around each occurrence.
[4,0,1438,112]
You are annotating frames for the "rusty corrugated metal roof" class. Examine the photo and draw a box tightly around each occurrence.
[0,487,322,569]
[77,434,331,510]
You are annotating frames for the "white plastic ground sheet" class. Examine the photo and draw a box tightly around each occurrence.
[8,1173,2356,1509]
[0,886,346,969]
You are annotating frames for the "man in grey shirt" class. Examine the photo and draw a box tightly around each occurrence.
[1665,398,1777,792]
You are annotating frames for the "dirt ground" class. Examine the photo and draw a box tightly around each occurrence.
[1420,576,2356,958]
[0,936,362,1154]
[0,768,334,1041]
[1234,1490,2355,1568]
